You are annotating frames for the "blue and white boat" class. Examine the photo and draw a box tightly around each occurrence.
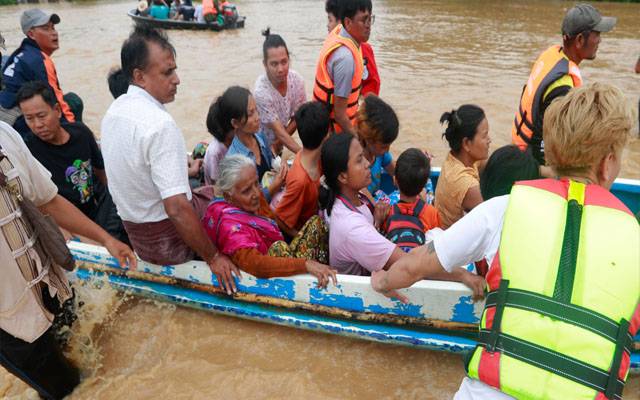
[69,173,640,373]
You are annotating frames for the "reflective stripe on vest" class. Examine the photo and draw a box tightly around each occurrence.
[313,25,364,133]
[467,179,640,400]
[511,46,582,150]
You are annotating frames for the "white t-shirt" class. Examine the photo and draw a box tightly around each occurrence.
[431,195,515,400]
[101,85,191,223]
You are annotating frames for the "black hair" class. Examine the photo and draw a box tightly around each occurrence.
[107,67,129,99]
[325,0,339,17]
[261,27,289,61]
[206,86,251,143]
[480,145,540,200]
[338,0,372,23]
[439,104,486,153]
[121,25,176,84]
[319,132,356,216]
[16,81,57,108]
[295,102,330,150]
[395,148,431,197]
[357,95,399,145]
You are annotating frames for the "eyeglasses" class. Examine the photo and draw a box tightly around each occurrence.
[356,14,375,26]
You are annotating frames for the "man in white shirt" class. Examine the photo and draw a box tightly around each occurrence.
[370,83,639,399]
[101,26,239,294]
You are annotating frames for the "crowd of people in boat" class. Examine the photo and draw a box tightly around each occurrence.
[0,1,639,399]
[134,0,239,26]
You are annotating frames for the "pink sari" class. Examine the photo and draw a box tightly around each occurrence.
[202,199,284,256]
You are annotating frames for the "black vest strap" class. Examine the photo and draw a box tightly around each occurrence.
[477,330,625,399]
[484,288,634,354]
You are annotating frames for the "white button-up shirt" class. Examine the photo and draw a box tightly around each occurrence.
[101,85,191,223]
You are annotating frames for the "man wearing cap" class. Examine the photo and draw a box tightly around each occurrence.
[0,9,81,139]
[511,3,616,164]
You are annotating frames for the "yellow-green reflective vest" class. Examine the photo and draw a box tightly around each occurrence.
[467,179,640,400]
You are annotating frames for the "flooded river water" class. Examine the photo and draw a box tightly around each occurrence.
[0,0,639,398]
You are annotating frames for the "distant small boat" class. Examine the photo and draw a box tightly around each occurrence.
[127,9,245,31]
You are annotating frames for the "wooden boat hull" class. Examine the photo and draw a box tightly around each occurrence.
[127,9,245,31]
[68,240,640,373]
[67,176,640,372]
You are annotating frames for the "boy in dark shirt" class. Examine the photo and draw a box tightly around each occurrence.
[16,81,129,244]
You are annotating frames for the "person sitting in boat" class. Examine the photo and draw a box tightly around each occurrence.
[202,154,336,288]
[372,82,639,400]
[203,87,244,185]
[382,148,440,252]
[202,0,232,25]
[275,101,329,240]
[136,0,150,16]
[107,67,129,99]
[149,0,170,20]
[320,132,483,291]
[101,26,239,294]
[16,81,130,245]
[356,95,398,198]
[434,105,491,229]
[176,0,195,21]
[254,28,306,155]
[224,86,287,204]
[480,145,540,201]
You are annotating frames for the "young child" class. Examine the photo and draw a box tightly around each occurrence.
[275,101,330,238]
[383,148,440,252]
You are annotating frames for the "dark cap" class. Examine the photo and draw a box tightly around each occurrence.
[562,4,616,37]
[20,9,60,35]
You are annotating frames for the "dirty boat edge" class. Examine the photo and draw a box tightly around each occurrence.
[68,175,640,372]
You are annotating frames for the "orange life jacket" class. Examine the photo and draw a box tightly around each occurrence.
[41,52,75,122]
[511,46,582,154]
[202,0,216,16]
[313,25,364,133]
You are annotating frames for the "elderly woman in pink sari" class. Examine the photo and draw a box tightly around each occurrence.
[202,154,336,288]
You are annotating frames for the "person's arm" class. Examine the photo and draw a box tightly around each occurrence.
[372,197,509,301]
[381,151,395,176]
[461,185,483,212]
[232,248,336,288]
[40,194,137,269]
[163,194,240,294]
[267,120,301,153]
[372,243,485,303]
[267,161,288,197]
[635,57,640,74]
[333,97,355,135]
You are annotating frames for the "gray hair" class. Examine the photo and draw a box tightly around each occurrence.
[216,154,256,194]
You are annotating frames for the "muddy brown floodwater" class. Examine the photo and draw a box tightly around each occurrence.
[0,0,639,398]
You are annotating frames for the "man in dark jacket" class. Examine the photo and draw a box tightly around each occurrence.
[0,9,82,138]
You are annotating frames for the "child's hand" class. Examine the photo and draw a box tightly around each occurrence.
[374,201,390,230]
[272,161,288,190]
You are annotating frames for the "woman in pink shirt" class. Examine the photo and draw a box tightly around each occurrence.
[320,133,486,291]
[320,132,404,276]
